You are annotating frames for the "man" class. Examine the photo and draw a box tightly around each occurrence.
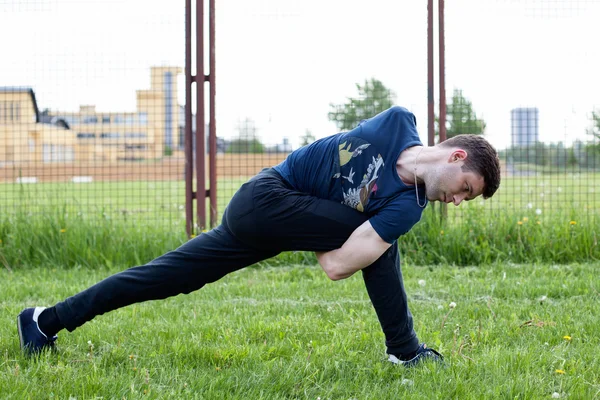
[17,106,501,367]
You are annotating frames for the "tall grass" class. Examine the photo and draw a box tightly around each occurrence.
[402,204,598,265]
[0,207,186,270]
[0,203,597,270]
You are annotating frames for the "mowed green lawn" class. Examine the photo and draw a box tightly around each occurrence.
[1,262,599,399]
[1,172,599,226]
[445,172,600,220]
[0,179,244,229]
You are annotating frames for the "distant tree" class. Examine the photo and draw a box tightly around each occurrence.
[584,110,600,166]
[587,110,600,141]
[328,78,396,131]
[300,129,315,147]
[227,139,264,153]
[567,147,578,167]
[437,89,486,139]
[226,118,265,154]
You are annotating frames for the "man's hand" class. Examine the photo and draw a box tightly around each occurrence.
[315,220,391,280]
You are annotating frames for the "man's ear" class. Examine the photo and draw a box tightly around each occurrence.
[448,149,467,163]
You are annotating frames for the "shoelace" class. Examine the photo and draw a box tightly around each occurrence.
[420,346,443,360]
[388,344,443,365]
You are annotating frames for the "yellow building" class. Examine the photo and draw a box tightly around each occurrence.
[0,87,74,165]
[0,66,182,165]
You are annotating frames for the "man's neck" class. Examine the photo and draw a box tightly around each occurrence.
[396,145,424,186]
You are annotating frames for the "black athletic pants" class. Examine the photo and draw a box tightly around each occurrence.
[54,168,419,356]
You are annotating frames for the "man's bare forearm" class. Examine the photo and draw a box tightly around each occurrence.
[315,250,355,281]
[315,221,391,281]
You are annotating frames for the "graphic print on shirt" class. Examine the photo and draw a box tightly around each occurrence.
[333,139,384,212]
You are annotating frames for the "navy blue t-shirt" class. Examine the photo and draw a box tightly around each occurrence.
[273,106,427,243]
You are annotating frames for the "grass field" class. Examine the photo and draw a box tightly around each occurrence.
[1,172,599,226]
[1,172,599,398]
[2,262,599,399]
[1,173,599,268]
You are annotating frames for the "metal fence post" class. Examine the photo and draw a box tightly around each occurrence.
[185,0,216,237]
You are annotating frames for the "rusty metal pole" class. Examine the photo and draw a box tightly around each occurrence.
[427,0,435,147]
[438,0,447,144]
[185,0,215,236]
[208,0,217,227]
[184,0,194,237]
[196,0,207,231]
[438,0,448,220]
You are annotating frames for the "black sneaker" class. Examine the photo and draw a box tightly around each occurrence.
[387,344,443,367]
[17,307,57,354]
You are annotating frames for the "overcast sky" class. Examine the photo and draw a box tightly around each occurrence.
[1,0,598,149]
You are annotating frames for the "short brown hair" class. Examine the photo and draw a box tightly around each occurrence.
[439,135,501,199]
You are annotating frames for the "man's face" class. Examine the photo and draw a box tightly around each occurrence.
[425,151,485,206]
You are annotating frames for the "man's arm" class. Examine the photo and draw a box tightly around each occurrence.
[315,220,391,281]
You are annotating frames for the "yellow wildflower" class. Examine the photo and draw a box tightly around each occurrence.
[569,221,576,225]
[563,335,571,341]
[190,234,196,238]
[517,221,523,225]
[555,369,565,374]
[536,221,541,225]
[60,229,67,233]
[522,217,529,222]
[440,230,444,235]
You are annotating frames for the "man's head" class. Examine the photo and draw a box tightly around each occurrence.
[425,134,501,205]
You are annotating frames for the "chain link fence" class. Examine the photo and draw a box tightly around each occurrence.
[1,0,598,232]
[214,0,600,226]
[0,1,187,230]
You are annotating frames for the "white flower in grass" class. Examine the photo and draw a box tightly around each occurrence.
[540,192,545,198]
[527,203,533,209]
[418,279,426,287]
[552,392,560,398]
[437,305,444,310]
[536,209,542,215]
[557,187,562,193]
[449,302,457,309]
